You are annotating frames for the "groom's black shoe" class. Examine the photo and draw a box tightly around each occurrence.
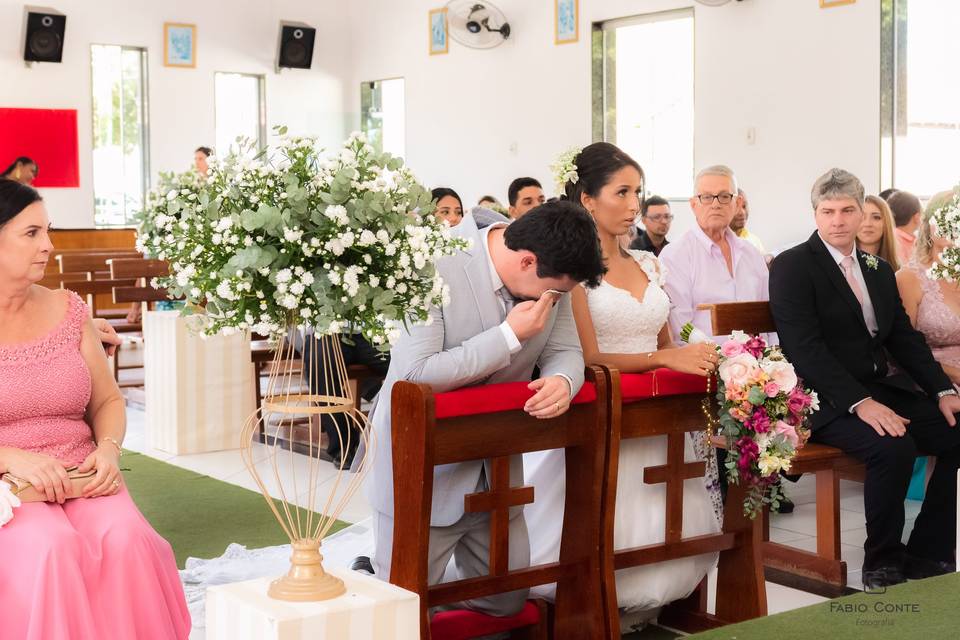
[862,566,906,592]
[351,556,374,575]
[905,554,955,580]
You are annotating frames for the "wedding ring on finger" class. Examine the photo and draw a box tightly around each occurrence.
[555,402,561,413]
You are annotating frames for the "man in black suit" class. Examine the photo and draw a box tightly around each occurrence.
[769,168,960,590]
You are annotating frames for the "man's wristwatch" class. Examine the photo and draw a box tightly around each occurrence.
[937,389,958,400]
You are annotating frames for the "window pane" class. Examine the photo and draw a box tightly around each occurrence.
[215,73,264,156]
[891,1,960,195]
[361,78,405,158]
[599,10,694,199]
[91,45,148,226]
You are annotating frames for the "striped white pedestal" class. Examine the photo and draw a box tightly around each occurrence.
[205,570,420,640]
[143,311,255,454]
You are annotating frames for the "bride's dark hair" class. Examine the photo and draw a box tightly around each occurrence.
[562,142,645,211]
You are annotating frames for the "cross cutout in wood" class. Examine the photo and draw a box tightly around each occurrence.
[643,432,706,544]
[463,455,535,576]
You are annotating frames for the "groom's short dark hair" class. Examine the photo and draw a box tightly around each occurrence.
[503,200,606,288]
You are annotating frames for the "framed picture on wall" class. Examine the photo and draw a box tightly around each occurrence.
[820,0,856,7]
[555,0,578,44]
[164,22,196,67]
[429,8,448,55]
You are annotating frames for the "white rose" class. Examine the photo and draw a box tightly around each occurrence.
[761,359,798,393]
[717,352,759,387]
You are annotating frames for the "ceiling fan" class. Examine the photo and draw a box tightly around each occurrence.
[445,0,511,50]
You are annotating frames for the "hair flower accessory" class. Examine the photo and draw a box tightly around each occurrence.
[550,147,581,196]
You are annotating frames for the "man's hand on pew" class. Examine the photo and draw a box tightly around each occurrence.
[524,375,571,419]
[92,318,122,357]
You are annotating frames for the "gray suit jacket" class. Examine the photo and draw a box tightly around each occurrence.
[364,213,585,526]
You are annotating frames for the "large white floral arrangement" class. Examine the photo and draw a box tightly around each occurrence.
[136,129,467,347]
[927,188,960,283]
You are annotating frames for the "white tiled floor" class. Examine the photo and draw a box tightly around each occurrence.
[126,401,929,636]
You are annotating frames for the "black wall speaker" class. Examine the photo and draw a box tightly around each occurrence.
[277,22,316,70]
[24,9,67,63]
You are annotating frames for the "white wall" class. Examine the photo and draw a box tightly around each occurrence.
[0,0,350,228]
[346,0,882,251]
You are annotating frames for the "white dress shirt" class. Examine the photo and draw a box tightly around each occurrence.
[819,233,880,337]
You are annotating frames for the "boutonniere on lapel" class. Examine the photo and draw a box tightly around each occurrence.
[862,254,879,271]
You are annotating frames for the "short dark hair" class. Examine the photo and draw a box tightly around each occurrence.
[641,195,670,217]
[1,156,38,179]
[503,200,606,288]
[561,142,644,211]
[195,146,212,156]
[0,178,43,228]
[508,177,543,206]
[878,188,898,201]
[887,190,922,227]
[431,187,463,214]
[478,195,498,205]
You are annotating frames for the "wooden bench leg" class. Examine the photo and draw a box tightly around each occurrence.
[816,468,841,561]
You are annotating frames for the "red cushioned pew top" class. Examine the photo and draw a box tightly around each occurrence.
[619,369,709,403]
[431,600,540,640]
[433,381,597,419]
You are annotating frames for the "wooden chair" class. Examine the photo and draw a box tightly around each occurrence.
[698,301,862,592]
[598,367,767,635]
[390,368,609,639]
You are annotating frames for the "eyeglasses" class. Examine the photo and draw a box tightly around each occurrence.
[644,214,674,222]
[696,193,735,205]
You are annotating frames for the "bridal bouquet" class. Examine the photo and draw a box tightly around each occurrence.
[136,128,467,347]
[682,325,818,518]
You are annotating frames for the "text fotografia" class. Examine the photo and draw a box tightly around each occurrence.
[830,601,921,614]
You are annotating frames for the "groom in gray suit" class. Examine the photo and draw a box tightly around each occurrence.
[365,201,606,616]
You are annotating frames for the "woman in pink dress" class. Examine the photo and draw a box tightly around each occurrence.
[896,192,960,385]
[0,179,190,640]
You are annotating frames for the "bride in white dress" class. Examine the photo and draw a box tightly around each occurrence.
[524,142,723,621]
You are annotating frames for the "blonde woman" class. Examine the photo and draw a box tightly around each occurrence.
[896,190,960,386]
[858,195,900,270]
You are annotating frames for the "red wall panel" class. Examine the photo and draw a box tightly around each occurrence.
[0,108,80,188]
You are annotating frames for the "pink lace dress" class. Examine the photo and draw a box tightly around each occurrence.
[910,261,960,376]
[0,292,190,640]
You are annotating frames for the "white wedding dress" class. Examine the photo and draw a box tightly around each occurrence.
[523,250,722,614]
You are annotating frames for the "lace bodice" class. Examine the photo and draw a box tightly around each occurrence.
[586,250,670,354]
[910,260,960,367]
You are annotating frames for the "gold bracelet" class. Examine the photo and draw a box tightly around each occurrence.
[98,436,123,456]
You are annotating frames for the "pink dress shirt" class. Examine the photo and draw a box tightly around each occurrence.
[660,225,770,343]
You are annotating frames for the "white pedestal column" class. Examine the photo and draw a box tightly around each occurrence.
[143,310,255,454]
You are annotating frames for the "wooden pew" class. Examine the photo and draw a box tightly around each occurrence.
[698,301,862,592]
[390,368,608,639]
[599,367,766,635]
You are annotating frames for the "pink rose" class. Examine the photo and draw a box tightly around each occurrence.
[718,352,760,387]
[774,420,800,448]
[764,382,780,397]
[761,360,798,394]
[721,340,744,357]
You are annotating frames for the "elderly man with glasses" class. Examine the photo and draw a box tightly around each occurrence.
[660,165,790,511]
[629,194,673,256]
[660,165,770,344]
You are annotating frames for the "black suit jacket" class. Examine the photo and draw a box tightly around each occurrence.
[769,232,950,429]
